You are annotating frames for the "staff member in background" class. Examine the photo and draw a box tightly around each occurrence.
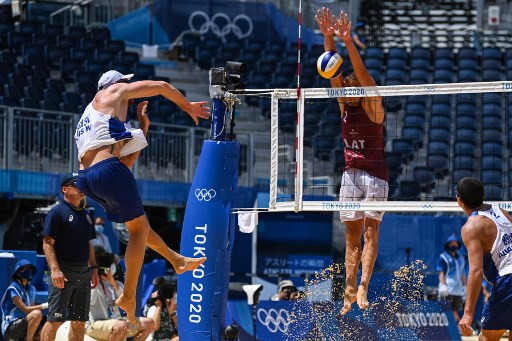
[92,216,113,253]
[40,173,100,341]
[437,234,466,323]
[1,259,47,341]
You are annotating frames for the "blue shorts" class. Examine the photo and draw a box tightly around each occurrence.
[77,158,145,223]
[481,274,512,330]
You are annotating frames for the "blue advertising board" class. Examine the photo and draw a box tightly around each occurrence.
[257,254,332,276]
[225,299,461,341]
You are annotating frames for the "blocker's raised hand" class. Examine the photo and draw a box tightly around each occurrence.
[332,11,353,43]
[315,7,334,36]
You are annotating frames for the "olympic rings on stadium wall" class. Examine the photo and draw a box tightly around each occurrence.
[257,308,291,333]
[188,11,253,41]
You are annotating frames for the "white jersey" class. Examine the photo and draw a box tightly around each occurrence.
[471,205,512,282]
[75,103,148,161]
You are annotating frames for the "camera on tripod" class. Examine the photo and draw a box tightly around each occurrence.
[210,61,247,91]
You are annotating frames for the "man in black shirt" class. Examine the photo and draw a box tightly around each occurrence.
[40,173,100,341]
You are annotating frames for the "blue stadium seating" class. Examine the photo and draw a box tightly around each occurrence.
[427,154,449,177]
[431,103,451,118]
[456,115,476,129]
[410,58,430,70]
[365,47,384,61]
[483,92,502,105]
[392,138,415,161]
[458,59,478,71]
[458,69,477,82]
[484,185,504,200]
[410,69,429,84]
[396,180,420,200]
[428,140,450,157]
[403,114,425,129]
[453,139,476,156]
[434,58,454,70]
[458,47,477,61]
[414,166,436,191]
[481,170,503,185]
[433,69,452,83]
[388,47,408,62]
[481,156,503,171]
[455,128,476,142]
[402,126,424,147]
[430,115,450,129]
[453,155,475,171]
[481,141,503,157]
[483,70,501,82]
[452,169,473,184]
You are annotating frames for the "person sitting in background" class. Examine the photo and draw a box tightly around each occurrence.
[437,234,466,323]
[92,217,112,253]
[351,21,367,53]
[1,259,47,341]
[271,280,299,301]
[86,250,154,341]
[145,283,178,341]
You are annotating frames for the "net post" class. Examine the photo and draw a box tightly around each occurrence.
[269,92,279,210]
[294,88,305,212]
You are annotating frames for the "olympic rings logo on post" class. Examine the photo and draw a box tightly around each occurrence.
[188,11,253,42]
[257,308,291,333]
[195,188,217,202]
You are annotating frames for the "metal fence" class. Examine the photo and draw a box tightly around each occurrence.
[0,106,264,186]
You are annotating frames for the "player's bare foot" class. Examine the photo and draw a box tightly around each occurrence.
[116,293,137,323]
[174,256,207,274]
[340,287,357,316]
[357,284,370,310]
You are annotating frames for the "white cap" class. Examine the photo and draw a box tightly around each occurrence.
[97,70,134,90]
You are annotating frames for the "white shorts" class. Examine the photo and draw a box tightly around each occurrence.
[339,168,389,222]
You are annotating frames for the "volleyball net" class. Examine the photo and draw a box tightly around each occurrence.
[237,80,512,213]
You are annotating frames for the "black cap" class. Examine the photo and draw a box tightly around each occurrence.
[61,172,78,187]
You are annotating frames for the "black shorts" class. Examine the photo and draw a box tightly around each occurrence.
[47,264,92,322]
[444,295,464,311]
[3,316,28,340]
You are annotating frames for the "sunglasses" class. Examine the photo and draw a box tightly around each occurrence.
[64,181,78,187]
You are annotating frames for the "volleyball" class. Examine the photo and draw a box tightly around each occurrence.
[317,51,343,79]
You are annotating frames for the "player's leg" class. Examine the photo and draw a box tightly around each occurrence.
[358,173,388,310]
[339,168,365,316]
[68,321,86,341]
[40,321,62,341]
[116,215,150,323]
[340,219,364,316]
[146,224,206,274]
[478,329,506,341]
[358,217,380,310]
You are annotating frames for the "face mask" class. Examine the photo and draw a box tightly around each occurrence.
[447,246,458,253]
[110,264,116,276]
[19,270,33,281]
[95,224,104,234]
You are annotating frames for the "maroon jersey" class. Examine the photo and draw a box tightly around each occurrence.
[341,103,389,182]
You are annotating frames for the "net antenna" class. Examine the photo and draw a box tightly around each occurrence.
[241,80,512,213]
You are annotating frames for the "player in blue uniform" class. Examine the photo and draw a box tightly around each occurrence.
[456,177,512,340]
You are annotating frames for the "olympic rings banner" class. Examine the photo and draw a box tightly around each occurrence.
[178,140,240,341]
[225,300,462,341]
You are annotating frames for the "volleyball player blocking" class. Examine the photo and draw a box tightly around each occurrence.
[316,8,389,315]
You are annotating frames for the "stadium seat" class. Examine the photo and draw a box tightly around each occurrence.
[365,57,383,70]
[28,75,45,89]
[385,68,406,83]
[482,47,502,63]
[430,115,451,129]
[429,127,450,143]
[434,48,453,60]
[392,138,415,161]
[452,169,473,185]
[481,156,503,171]
[455,128,476,142]
[410,58,430,70]
[431,103,450,118]
[24,88,43,101]
[388,47,408,62]
[484,185,504,200]
[459,59,478,71]
[410,69,429,84]
[19,21,40,34]
[411,47,430,61]
[427,154,449,177]
[482,128,502,143]
[458,69,477,82]
[403,114,425,129]
[414,166,436,191]
[453,155,476,171]
[396,180,421,200]
[88,27,111,40]
[43,89,63,103]
[433,69,452,83]
[0,51,16,64]
[483,70,501,82]
[453,137,476,156]
[456,103,476,117]
[482,93,502,106]
[43,24,63,36]
[482,59,500,71]
[402,126,424,147]
[434,58,454,70]
[56,35,75,49]
[68,26,87,39]
[456,115,476,129]
[428,140,450,157]
[366,47,384,61]
[387,58,407,69]
[458,47,477,61]
[481,170,503,185]
[481,142,503,157]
